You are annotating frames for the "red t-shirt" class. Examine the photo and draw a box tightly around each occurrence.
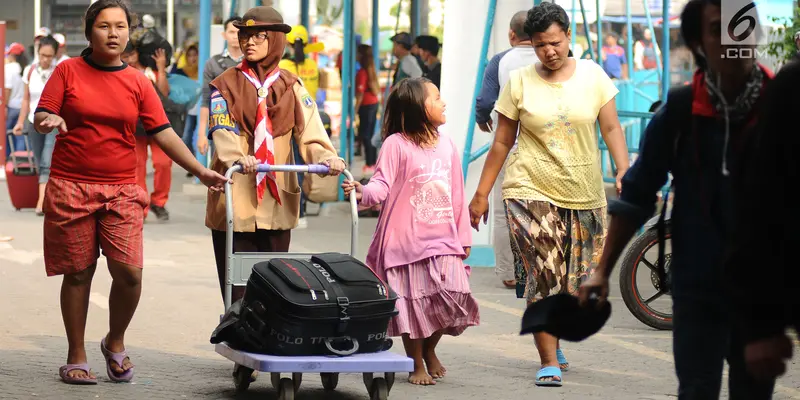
[36,56,171,184]
[356,69,379,106]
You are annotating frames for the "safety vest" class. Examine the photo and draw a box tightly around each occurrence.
[279,58,320,99]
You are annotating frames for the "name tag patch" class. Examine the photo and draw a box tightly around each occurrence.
[209,90,239,134]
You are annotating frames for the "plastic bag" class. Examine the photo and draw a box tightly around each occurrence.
[167,74,201,107]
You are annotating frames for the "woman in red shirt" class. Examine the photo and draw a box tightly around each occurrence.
[355,44,380,174]
[34,0,228,385]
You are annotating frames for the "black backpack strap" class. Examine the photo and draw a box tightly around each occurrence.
[656,85,694,290]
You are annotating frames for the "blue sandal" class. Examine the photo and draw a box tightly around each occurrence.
[556,348,570,371]
[535,366,563,387]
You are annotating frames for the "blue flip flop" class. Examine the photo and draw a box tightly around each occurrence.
[535,366,563,387]
[556,348,570,371]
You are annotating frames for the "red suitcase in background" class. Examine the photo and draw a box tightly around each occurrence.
[5,132,39,210]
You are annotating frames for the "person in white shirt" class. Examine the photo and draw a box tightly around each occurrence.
[4,43,28,158]
[474,10,540,289]
[53,33,71,64]
[30,27,52,66]
[12,36,59,215]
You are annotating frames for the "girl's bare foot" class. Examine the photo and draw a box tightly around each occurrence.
[424,350,446,379]
[408,367,436,385]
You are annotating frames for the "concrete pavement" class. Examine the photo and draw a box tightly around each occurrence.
[1,168,798,399]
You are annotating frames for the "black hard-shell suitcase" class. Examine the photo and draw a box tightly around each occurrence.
[218,253,398,356]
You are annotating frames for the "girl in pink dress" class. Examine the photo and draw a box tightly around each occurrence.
[342,77,480,386]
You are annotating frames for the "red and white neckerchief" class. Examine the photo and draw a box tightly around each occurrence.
[239,65,282,205]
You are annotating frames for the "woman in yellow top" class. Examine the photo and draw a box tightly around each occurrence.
[468,3,629,387]
[278,25,323,99]
[206,7,345,302]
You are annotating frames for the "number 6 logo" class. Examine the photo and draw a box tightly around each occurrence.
[727,2,757,42]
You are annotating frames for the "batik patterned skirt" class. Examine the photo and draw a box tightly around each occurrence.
[504,199,606,302]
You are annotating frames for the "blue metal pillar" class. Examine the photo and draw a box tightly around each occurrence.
[596,0,602,66]
[372,0,380,75]
[642,0,663,79]
[661,0,671,101]
[578,0,595,60]
[571,0,577,49]
[196,0,212,168]
[411,0,421,37]
[625,0,633,79]
[301,0,310,29]
[229,0,238,17]
[462,0,497,178]
[339,0,354,200]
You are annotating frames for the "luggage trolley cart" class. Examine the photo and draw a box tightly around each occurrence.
[215,164,414,400]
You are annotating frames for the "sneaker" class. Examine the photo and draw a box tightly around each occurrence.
[296,217,308,229]
[150,205,170,221]
[362,165,375,176]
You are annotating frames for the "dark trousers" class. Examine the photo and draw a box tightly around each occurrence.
[358,103,379,167]
[211,229,291,303]
[673,295,776,400]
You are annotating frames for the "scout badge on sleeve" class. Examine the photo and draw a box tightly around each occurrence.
[239,66,283,205]
[301,93,314,108]
[208,90,239,134]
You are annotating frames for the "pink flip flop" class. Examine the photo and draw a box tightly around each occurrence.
[59,363,98,385]
[100,336,134,382]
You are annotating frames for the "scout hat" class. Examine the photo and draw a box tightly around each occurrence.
[519,293,611,342]
[234,6,292,33]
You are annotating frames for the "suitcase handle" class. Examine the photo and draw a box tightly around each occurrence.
[324,336,359,356]
[222,163,359,311]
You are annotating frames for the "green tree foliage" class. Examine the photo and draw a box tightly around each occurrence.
[764,7,800,66]
[316,0,344,26]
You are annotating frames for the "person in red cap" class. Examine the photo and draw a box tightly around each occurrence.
[4,43,28,159]
[205,6,345,304]
[31,27,52,65]
[53,33,70,64]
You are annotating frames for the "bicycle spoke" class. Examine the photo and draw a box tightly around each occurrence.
[644,291,665,305]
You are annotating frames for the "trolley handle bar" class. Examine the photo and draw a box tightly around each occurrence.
[225,163,354,182]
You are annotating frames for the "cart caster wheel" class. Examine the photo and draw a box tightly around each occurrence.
[271,373,281,390]
[232,364,253,393]
[369,377,389,400]
[292,373,303,391]
[321,372,339,390]
[278,377,295,400]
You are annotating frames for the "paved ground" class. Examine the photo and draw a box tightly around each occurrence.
[1,167,798,400]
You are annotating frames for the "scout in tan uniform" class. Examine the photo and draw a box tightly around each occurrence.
[206,6,345,302]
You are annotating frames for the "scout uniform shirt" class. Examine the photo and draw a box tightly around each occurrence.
[205,80,338,232]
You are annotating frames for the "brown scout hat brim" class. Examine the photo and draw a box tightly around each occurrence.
[233,6,292,33]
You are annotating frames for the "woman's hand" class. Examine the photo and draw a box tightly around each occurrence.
[615,166,628,195]
[468,194,490,231]
[152,48,168,71]
[198,168,231,192]
[40,114,67,133]
[12,122,24,136]
[341,179,362,201]
[322,158,346,176]
[237,155,259,174]
[463,247,472,259]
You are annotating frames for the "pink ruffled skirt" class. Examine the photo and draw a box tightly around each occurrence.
[385,255,480,340]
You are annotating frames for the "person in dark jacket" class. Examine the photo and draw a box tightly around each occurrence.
[727,58,800,383]
[578,0,777,398]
